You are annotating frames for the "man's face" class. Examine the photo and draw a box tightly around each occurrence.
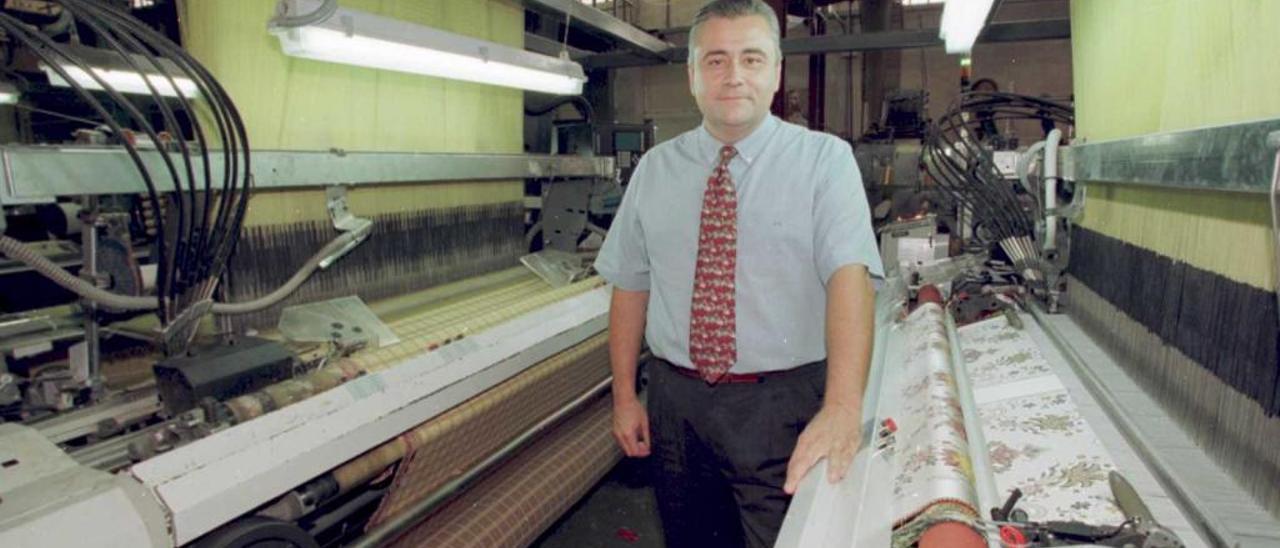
[688,15,781,137]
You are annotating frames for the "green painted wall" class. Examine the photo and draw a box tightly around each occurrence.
[1071,0,1280,291]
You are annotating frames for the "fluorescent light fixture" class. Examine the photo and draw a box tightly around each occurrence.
[40,44,199,98]
[269,0,587,96]
[939,0,994,54]
[0,81,18,105]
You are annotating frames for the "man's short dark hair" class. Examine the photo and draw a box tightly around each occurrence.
[687,0,783,65]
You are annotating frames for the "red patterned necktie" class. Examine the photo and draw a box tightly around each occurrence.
[689,145,738,383]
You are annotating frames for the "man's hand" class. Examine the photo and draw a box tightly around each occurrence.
[785,263,874,494]
[612,395,651,457]
[783,403,862,494]
[608,288,650,457]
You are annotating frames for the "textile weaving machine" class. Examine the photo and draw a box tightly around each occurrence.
[778,258,1200,548]
[1,2,1278,547]
[0,2,629,546]
[778,91,1280,548]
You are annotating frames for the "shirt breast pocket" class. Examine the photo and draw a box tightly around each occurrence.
[746,212,811,266]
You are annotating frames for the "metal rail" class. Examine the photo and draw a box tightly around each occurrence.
[0,147,615,204]
[1067,118,1280,194]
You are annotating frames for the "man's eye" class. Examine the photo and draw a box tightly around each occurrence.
[708,58,724,67]
[745,57,763,66]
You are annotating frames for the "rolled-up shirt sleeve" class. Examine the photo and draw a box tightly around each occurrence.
[812,140,885,285]
[594,162,651,291]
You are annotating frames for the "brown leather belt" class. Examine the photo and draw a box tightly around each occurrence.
[656,357,820,384]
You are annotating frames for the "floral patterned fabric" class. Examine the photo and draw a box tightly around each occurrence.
[888,304,981,547]
[959,316,1125,525]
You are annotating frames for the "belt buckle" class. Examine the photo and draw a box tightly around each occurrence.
[724,372,765,384]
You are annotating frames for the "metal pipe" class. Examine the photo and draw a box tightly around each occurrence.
[350,376,613,548]
[943,312,1000,548]
[1027,303,1239,548]
[80,201,100,396]
[0,230,360,314]
[1042,129,1063,251]
[1016,140,1047,207]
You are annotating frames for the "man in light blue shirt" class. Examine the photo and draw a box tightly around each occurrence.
[594,1,883,546]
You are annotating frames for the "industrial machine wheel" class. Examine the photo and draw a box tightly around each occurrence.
[193,516,319,548]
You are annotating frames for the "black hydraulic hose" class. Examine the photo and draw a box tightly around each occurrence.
[0,13,172,314]
[70,0,254,290]
[68,7,206,284]
[525,95,594,123]
[66,0,238,280]
[67,2,218,287]
[920,91,1076,260]
[1,15,193,301]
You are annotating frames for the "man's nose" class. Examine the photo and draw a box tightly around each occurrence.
[724,60,746,86]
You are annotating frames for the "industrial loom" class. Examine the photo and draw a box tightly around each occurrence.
[0,1,630,546]
[777,93,1280,548]
[1,2,1278,548]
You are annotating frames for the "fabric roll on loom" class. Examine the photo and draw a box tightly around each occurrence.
[222,272,602,423]
[366,331,610,521]
[888,296,1132,548]
[888,303,985,548]
[253,275,613,526]
[385,395,618,547]
[267,330,612,523]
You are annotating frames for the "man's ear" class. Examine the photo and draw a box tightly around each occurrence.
[687,63,696,95]
[768,56,783,97]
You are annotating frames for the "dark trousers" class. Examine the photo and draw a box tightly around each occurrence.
[647,358,826,548]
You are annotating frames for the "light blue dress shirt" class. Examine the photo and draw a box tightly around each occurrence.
[594,115,884,373]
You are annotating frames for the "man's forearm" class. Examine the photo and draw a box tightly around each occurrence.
[609,288,649,402]
[824,265,875,410]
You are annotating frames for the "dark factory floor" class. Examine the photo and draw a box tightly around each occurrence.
[533,458,665,548]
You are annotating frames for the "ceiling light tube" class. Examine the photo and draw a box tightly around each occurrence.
[939,0,995,55]
[40,44,199,98]
[0,81,18,104]
[269,0,587,96]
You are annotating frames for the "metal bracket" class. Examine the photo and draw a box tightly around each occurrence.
[539,178,593,253]
[321,185,372,270]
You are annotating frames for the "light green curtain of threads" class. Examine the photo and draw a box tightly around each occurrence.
[1070,0,1280,290]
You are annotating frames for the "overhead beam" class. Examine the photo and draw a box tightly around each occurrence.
[582,19,1071,70]
[523,0,675,59]
[524,32,593,60]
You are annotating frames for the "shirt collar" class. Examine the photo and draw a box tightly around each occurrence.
[697,114,779,167]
